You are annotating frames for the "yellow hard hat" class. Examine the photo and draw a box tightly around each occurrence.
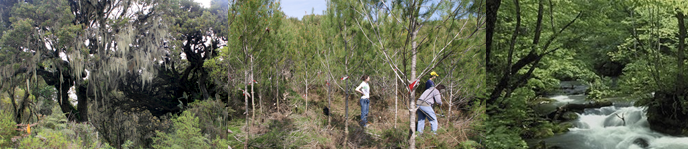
[430,71,439,77]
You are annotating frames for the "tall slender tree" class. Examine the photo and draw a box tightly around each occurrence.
[348,0,484,148]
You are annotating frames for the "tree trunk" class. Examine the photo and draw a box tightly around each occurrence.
[488,0,521,107]
[227,68,231,102]
[344,78,349,148]
[76,85,89,122]
[328,78,332,126]
[26,79,31,122]
[676,10,686,92]
[408,20,420,149]
[411,30,418,88]
[244,69,249,149]
[15,88,30,123]
[395,76,398,129]
[56,73,78,121]
[305,70,309,114]
[200,71,210,100]
[486,0,501,71]
[259,91,263,117]
[277,74,280,113]
[60,73,63,107]
[408,91,417,149]
[10,81,18,122]
[228,66,231,136]
[447,82,453,126]
[251,56,255,124]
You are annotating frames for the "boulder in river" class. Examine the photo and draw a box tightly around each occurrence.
[547,100,612,121]
[562,112,578,121]
[633,138,649,148]
[645,91,688,136]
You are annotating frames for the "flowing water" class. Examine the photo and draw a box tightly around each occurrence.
[542,95,688,149]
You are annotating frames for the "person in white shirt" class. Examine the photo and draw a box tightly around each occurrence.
[355,75,371,128]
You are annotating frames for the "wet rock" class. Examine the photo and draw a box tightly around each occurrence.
[534,140,547,149]
[533,140,561,149]
[553,122,573,133]
[547,101,612,121]
[562,112,578,121]
[633,138,649,148]
[646,92,688,136]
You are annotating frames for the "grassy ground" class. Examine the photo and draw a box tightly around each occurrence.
[0,86,482,148]
[229,86,483,148]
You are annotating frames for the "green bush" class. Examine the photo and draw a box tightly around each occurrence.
[186,98,234,141]
[226,118,245,148]
[152,111,210,149]
[485,89,531,149]
[0,109,17,147]
[18,128,115,149]
[459,140,481,149]
[249,117,310,148]
[19,130,79,149]
[89,104,172,148]
[381,126,407,148]
[16,105,114,149]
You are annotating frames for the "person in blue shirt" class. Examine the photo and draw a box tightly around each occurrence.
[426,71,439,90]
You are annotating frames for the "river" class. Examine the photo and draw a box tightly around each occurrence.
[541,84,688,148]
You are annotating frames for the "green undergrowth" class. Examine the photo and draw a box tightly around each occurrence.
[13,106,114,149]
[1,86,483,148]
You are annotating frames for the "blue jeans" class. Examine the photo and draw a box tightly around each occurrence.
[360,98,370,127]
[417,106,438,134]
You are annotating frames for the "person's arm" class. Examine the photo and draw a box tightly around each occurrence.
[355,83,364,94]
[434,90,443,106]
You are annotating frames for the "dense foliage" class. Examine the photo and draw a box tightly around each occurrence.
[487,0,688,148]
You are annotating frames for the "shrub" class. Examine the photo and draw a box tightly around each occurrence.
[186,98,234,141]
[249,118,307,148]
[89,105,172,148]
[0,109,17,147]
[459,140,481,149]
[19,129,79,149]
[226,118,245,148]
[16,105,114,149]
[381,126,407,148]
[18,126,115,149]
[152,111,209,149]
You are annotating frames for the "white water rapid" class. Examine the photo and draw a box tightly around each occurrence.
[543,95,688,149]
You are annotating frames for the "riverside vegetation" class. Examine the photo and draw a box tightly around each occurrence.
[487,0,688,148]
